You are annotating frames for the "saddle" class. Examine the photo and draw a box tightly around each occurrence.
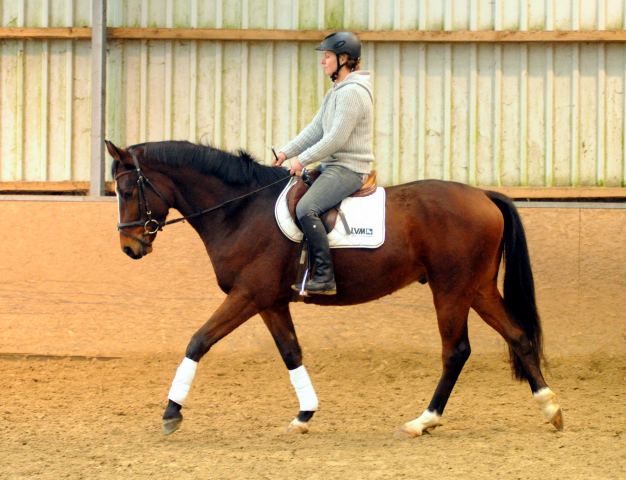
[287,169,378,233]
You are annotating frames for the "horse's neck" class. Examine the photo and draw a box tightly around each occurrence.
[169,169,276,237]
[162,166,286,290]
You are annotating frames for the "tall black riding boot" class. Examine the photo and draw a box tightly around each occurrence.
[294,212,336,295]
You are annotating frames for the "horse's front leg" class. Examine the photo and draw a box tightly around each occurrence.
[260,304,318,434]
[162,288,260,436]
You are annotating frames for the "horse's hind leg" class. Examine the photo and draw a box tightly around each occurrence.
[260,304,318,434]
[472,283,563,430]
[398,293,472,438]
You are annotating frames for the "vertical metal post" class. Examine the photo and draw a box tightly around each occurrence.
[15,0,25,181]
[65,0,75,181]
[416,0,426,181]
[90,0,107,196]
[442,0,452,182]
[493,0,502,186]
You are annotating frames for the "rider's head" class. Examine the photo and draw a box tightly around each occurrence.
[315,32,361,82]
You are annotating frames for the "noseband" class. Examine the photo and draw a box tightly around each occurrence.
[116,151,294,248]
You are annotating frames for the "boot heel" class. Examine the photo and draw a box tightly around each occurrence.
[291,284,309,296]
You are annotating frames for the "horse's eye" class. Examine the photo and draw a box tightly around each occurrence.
[123,191,133,200]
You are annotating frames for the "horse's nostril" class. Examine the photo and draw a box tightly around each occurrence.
[123,245,143,260]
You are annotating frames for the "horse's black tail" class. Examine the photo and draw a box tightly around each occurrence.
[485,191,544,381]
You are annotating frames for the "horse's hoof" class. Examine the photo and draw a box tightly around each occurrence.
[284,419,309,434]
[396,421,440,438]
[396,424,422,438]
[162,417,182,436]
[550,407,564,431]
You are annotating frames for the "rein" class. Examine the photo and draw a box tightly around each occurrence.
[116,151,294,247]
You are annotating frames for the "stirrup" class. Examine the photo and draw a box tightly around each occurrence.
[291,283,309,296]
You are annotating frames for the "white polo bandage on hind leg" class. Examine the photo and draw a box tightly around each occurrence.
[289,365,319,411]
[533,387,559,420]
[168,357,198,405]
[404,409,441,435]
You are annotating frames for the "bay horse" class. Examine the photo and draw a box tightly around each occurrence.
[106,139,563,437]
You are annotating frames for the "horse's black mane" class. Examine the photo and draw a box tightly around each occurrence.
[125,141,291,186]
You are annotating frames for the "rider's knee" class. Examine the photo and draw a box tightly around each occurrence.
[296,203,319,221]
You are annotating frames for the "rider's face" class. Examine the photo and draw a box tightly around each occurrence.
[321,51,336,77]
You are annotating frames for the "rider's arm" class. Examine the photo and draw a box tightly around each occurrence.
[297,86,367,168]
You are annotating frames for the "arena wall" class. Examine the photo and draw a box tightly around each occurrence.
[1,199,624,358]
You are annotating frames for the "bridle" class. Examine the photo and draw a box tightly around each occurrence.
[115,151,173,248]
[115,151,294,248]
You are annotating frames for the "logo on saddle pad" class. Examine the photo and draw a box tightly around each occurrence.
[350,227,373,236]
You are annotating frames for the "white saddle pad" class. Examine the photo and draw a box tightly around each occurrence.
[274,177,386,249]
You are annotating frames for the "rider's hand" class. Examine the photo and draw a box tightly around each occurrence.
[290,159,304,176]
[271,151,287,167]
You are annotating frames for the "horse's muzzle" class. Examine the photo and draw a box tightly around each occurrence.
[123,245,144,259]
[120,230,154,259]
[122,243,153,259]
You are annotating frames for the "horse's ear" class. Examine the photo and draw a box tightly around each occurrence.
[105,140,134,167]
[105,140,122,159]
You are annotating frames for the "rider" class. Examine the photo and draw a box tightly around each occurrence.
[272,31,374,295]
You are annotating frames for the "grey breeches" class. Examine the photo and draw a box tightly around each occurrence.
[295,165,366,220]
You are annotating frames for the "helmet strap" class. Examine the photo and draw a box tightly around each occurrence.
[331,53,346,82]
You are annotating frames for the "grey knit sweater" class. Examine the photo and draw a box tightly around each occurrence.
[280,71,374,174]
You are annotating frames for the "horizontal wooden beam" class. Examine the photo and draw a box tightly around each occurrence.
[2,27,626,43]
[0,181,114,194]
[0,27,92,39]
[355,29,626,43]
[479,186,626,199]
[0,182,624,199]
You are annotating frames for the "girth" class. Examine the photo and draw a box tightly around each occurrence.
[286,169,377,233]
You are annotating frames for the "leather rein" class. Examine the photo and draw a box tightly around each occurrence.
[116,151,294,248]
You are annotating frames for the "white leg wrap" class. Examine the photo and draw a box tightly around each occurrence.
[289,365,319,411]
[168,357,198,406]
[404,409,441,435]
[534,387,559,421]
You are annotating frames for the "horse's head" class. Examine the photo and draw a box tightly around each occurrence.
[106,141,174,260]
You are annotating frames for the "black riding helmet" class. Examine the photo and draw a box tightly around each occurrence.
[315,31,361,82]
